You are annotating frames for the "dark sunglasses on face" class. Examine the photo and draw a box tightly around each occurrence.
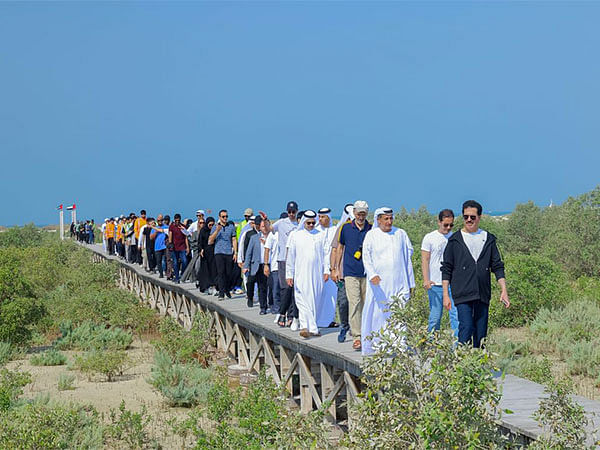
[442,223,454,228]
[221,215,228,219]
[463,215,477,221]
[305,221,316,225]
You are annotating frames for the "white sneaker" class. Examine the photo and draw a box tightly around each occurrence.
[290,318,299,331]
[234,288,244,295]
[273,315,280,324]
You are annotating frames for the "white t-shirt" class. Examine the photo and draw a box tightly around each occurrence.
[264,231,279,271]
[461,229,488,261]
[421,230,452,285]
[272,218,298,261]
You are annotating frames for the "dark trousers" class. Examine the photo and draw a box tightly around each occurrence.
[456,299,489,348]
[247,264,268,310]
[277,261,297,319]
[155,249,166,277]
[337,279,349,330]
[146,247,156,271]
[107,238,115,255]
[215,253,233,295]
[129,244,138,263]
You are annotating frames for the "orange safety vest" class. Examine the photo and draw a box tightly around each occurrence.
[116,223,123,241]
[134,217,147,240]
[105,222,115,239]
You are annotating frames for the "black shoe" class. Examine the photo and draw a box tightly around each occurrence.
[225,292,232,299]
[247,299,253,307]
[218,294,224,300]
[338,326,348,343]
[259,309,267,315]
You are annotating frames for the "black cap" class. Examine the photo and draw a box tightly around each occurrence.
[280,212,288,219]
[286,201,298,212]
[254,216,263,227]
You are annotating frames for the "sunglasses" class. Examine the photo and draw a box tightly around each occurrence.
[198,221,205,225]
[221,215,228,218]
[442,223,454,228]
[463,215,477,221]
[305,221,316,225]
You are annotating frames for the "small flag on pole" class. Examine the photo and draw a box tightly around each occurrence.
[57,204,63,211]
[66,204,75,210]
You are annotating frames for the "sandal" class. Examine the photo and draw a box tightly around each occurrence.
[277,315,286,328]
[286,318,293,328]
[327,321,339,328]
[352,339,361,350]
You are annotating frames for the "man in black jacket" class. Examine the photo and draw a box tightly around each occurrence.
[441,200,510,347]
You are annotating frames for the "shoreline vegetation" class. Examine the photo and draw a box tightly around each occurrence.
[0,186,598,448]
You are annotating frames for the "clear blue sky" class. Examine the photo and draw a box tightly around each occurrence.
[1,2,599,225]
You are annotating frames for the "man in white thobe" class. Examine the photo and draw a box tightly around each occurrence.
[315,207,338,328]
[286,210,330,338]
[361,207,415,355]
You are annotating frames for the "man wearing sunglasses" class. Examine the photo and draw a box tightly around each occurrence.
[209,209,238,299]
[441,200,510,348]
[421,209,459,336]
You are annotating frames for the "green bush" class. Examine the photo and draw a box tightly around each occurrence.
[173,370,331,449]
[30,349,68,366]
[0,399,104,449]
[147,351,213,407]
[154,313,214,365]
[565,341,600,378]
[516,356,553,385]
[530,379,589,449]
[0,368,31,412]
[74,349,130,382]
[0,248,33,301]
[490,254,571,327]
[105,400,157,449]
[0,297,46,346]
[530,300,600,352]
[0,224,49,249]
[55,321,132,351]
[345,298,508,449]
[0,342,15,366]
[57,372,75,391]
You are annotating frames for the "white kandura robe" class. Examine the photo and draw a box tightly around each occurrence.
[361,226,415,355]
[315,224,338,327]
[286,228,329,334]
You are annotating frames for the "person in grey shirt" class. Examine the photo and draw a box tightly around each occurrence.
[209,209,237,299]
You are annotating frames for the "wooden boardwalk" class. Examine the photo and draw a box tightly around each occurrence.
[85,243,600,443]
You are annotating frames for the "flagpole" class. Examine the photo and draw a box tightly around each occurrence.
[59,209,64,240]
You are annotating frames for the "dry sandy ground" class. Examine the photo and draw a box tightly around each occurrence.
[7,339,190,447]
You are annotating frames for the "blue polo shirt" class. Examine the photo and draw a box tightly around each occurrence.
[154,225,169,251]
[212,223,236,255]
[339,220,372,277]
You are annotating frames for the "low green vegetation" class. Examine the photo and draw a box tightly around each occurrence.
[56,372,75,391]
[171,370,331,449]
[55,320,133,351]
[153,313,214,365]
[0,342,16,366]
[29,349,68,366]
[74,349,130,382]
[148,350,214,407]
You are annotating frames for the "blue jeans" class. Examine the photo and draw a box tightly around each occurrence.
[456,299,489,348]
[427,285,459,336]
[171,250,187,281]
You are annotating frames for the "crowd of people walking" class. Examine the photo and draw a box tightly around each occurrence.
[96,200,510,355]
